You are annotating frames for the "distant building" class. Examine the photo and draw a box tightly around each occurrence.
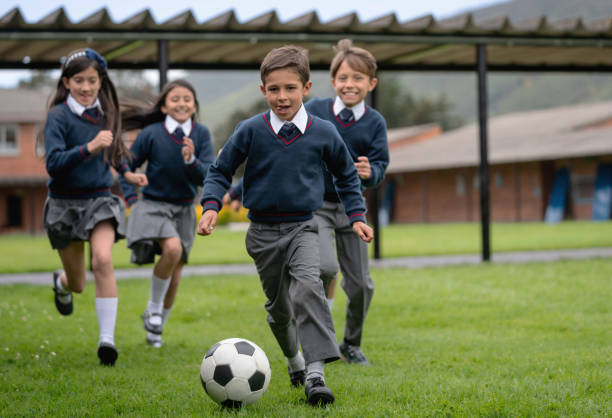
[386,101,612,223]
[0,89,48,233]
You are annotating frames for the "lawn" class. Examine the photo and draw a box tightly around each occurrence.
[1,221,611,274]
[1,259,611,416]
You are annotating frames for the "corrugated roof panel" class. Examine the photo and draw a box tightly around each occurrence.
[0,7,611,71]
[200,10,240,31]
[160,10,199,30]
[0,7,26,28]
[77,8,113,28]
[242,11,280,30]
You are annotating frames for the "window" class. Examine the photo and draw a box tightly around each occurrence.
[0,124,19,156]
[494,172,503,188]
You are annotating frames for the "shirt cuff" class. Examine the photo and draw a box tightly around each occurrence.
[185,155,196,165]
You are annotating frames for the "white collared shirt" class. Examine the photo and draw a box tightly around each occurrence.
[333,96,365,121]
[269,104,308,134]
[164,115,192,136]
[66,94,103,117]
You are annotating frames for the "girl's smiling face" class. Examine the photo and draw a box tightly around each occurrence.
[62,66,101,107]
[161,86,197,123]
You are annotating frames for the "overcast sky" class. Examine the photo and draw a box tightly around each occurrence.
[0,0,507,87]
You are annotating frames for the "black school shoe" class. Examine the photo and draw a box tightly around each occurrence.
[339,340,370,365]
[305,377,335,406]
[288,368,306,387]
[97,342,118,366]
[52,270,73,316]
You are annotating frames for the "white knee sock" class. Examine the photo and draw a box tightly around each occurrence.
[96,297,117,345]
[326,297,334,310]
[147,274,170,314]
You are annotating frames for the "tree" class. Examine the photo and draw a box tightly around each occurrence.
[377,76,462,130]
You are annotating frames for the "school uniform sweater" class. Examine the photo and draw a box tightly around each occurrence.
[119,121,214,206]
[44,103,120,199]
[201,110,366,224]
[305,97,389,202]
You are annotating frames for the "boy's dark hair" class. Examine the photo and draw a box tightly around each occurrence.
[121,79,199,132]
[42,48,129,167]
[260,45,310,86]
[330,39,377,79]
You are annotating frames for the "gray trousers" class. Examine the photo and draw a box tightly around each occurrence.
[245,219,340,364]
[314,201,374,347]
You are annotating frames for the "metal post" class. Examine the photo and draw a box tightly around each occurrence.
[158,39,169,90]
[476,44,491,262]
[368,88,381,259]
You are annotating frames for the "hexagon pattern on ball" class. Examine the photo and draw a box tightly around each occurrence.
[200,338,271,408]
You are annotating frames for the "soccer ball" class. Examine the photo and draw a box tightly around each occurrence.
[200,338,271,408]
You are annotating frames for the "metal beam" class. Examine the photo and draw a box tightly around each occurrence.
[369,88,381,260]
[476,44,491,262]
[3,61,612,72]
[3,31,612,48]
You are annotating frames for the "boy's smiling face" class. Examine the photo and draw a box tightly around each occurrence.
[331,60,377,108]
[260,68,312,121]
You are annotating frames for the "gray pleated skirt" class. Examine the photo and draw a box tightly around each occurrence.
[43,195,127,250]
[126,199,196,265]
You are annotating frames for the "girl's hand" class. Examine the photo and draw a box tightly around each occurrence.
[87,130,113,154]
[197,210,218,236]
[355,156,371,180]
[352,221,374,243]
[182,137,195,163]
[124,172,148,187]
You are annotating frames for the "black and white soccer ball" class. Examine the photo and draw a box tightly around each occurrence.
[200,338,271,408]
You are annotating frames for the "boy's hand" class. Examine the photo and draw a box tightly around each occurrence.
[355,156,371,180]
[353,221,373,243]
[124,172,148,187]
[87,130,113,154]
[197,210,218,236]
[182,137,195,162]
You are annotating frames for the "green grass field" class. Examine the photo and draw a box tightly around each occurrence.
[1,221,611,274]
[1,259,611,416]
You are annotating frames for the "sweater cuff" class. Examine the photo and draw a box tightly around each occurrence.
[201,200,220,212]
[79,145,91,158]
[347,212,366,225]
[125,195,138,208]
[116,163,130,175]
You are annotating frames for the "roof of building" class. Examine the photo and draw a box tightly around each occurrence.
[387,101,612,173]
[0,88,48,123]
[1,7,612,71]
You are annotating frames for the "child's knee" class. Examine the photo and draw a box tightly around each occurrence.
[90,251,113,273]
[162,239,183,262]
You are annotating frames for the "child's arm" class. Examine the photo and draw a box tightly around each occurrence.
[184,126,215,186]
[117,131,150,205]
[359,118,389,189]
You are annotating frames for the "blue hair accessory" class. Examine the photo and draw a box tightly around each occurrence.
[63,48,107,69]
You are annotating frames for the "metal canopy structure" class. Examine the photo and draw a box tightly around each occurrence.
[2,6,612,261]
[2,7,612,72]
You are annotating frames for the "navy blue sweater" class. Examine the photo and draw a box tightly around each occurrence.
[305,98,389,202]
[44,103,118,198]
[119,122,214,206]
[201,111,366,224]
